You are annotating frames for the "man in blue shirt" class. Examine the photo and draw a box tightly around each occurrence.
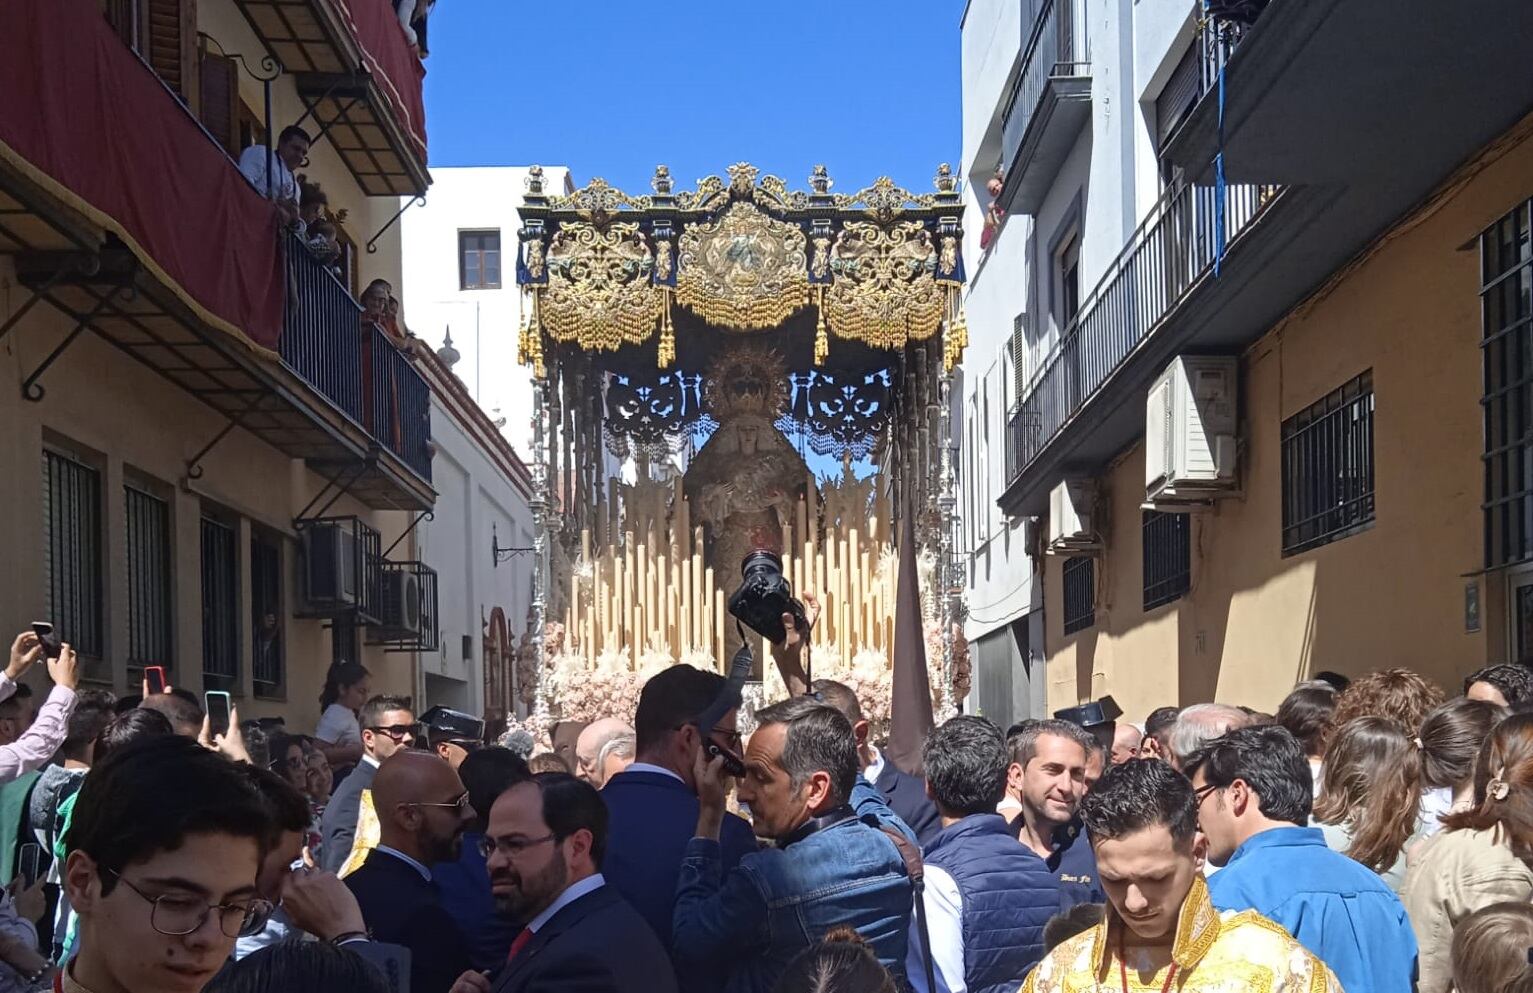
[1006,719,1105,907]
[1185,725,1417,993]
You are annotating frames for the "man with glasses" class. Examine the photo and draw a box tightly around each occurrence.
[345,750,474,993]
[449,773,676,993]
[421,706,486,770]
[59,735,274,993]
[599,665,757,993]
[320,695,416,874]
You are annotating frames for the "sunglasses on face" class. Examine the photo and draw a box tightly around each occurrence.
[368,724,420,741]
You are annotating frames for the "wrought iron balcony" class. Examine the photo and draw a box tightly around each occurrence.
[363,321,433,483]
[1006,180,1282,483]
[997,0,1092,216]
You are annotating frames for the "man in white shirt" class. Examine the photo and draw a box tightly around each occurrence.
[450,773,676,993]
[236,125,310,218]
[318,695,416,873]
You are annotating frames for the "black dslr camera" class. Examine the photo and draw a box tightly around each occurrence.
[727,550,806,644]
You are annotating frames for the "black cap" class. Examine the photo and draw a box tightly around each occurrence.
[1053,696,1123,729]
[419,706,485,744]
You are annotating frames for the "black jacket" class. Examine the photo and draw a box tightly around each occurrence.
[492,884,678,993]
[346,849,472,993]
[319,758,375,873]
[874,756,941,847]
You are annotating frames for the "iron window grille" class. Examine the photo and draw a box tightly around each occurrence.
[364,561,440,653]
[1482,199,1533,568]
[1142,510,1191,610]
[1062,555,1095,634]
[200,515,239,691]
[459,230,502,290]
[124,484,173,670]
[251,531,283,697]
[42,449,104,661]
[1280,370,1376,556]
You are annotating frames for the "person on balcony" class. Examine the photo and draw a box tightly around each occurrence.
[238,125,310,220]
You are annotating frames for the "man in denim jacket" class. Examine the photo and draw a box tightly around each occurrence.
[672,696,916,993]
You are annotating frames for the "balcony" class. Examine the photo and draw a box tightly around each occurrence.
[0,1,432,510]
[232,0,429,196]
[997,0,1091,216]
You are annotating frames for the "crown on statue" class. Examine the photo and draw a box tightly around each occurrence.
[703,342,790,420]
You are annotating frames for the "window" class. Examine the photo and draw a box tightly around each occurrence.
[251,530,283,697]
[1142,510,1191,610]
[1281,370,1376,555]
[459,230,502,290]
[42,449,104,660]
[125,484,173,669]
[1062,556,1095,634]
[1056,233,1082,328]
[200,515,239,691]
[1482,199,1533,568]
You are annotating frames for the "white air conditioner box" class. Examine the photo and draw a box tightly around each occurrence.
[1047,479,1101,554]
[1145,356,1239,503]
[378,569,425,638]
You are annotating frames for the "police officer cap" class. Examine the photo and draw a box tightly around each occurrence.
[1053,695,1123,729]
[419,706,485,743]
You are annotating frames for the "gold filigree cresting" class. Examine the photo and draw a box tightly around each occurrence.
[824,222,943,349]
[675,202,810,330]
[545,177,652,214]
[540,222,662,351]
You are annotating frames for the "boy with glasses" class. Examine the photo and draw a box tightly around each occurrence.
[320,695,416,874]
[59,735,274,993]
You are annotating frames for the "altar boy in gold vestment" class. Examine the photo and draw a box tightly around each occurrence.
[1021,760,1342,993]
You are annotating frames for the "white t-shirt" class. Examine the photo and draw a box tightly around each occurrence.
[237,145,298,205]
[315,703,361,747]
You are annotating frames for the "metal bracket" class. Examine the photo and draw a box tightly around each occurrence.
[294,460,369,523]
[0,254,99,347]
[22,282,132,402]
[185,391,267,480]
[367,195,424,254]
[492,521,534,568]
[381,509,434,559]
[304,96,361,151]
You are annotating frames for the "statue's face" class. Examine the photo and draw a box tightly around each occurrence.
[738,424,759,454]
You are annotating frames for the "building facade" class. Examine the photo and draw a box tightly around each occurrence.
[0,0,441,733]
[972,0,1533,718]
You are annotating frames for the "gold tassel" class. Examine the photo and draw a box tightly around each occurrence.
[944,308,968,373]
[529,289,546,380]
[517,311,530,367]
[814,286,829,365]
[658,289,675,368]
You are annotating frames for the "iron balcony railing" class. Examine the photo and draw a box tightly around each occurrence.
[281,235,365,423]
[1006,180,1283,482]
[363,321,433,482]
[999,0,1090,169]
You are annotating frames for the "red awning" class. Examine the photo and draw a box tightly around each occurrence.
[334,0,429,162]
[0,0,285,352]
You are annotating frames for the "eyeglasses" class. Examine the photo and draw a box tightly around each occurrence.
[1192,783,1223,805]
[410,791,470,813]
[675,724,743,751]
[105,868,272,938]
[367,724,420,741]
[478,833,556,859]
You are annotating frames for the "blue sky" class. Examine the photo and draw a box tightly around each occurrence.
[424,0,965,198]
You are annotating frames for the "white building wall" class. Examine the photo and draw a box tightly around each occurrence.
[400,166,573,461]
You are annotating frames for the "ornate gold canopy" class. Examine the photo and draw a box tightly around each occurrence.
[515,162,968,373]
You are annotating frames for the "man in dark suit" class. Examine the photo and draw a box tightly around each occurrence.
[811,679,940,845]
[448,773,677,993]
[346,750,474,993]
[319,694,416,873]
[599,665,757,993]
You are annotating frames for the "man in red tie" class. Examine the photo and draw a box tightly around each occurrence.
[449,773,677,993]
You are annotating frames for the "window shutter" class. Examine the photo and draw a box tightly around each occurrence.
[145,0,193,99]
[1011,311,1029,401]
[199,49,239,155]
[1156,43,1201,148]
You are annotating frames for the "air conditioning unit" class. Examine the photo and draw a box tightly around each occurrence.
[1145,356,1239,505]
[1047,479,1101,554]
[303,522,360,608]
[378,569,425,639]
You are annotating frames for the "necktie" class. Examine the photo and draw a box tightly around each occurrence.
[506,927,534,964]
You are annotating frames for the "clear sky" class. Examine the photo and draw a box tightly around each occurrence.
[423,0,965,198]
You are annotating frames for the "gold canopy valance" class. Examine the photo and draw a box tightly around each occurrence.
[515,162,968,374]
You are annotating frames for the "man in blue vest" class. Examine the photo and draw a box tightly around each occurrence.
[910,715,1060,993]
[1007,719,1105,908]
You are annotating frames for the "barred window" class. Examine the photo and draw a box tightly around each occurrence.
[1281,371,1376,556]
[251,530,283,697]
[42,449,104,660]
[1482,200,1533,568]
[1143,510,1191,610]
[125,484,173,669]
[1062,556,1095,634]
[200,515,239,691]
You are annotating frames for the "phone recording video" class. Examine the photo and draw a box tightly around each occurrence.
[28,622,60,660]
[205,690,232,738]
[144,665,167,696]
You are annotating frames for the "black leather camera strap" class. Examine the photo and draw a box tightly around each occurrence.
[881,825,936,993]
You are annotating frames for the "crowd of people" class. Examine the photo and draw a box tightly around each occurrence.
[6,617,1533,993]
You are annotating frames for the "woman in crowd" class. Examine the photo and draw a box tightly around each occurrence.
[1330,667,1445,733]
[1449,903,1533,993]
[1311,716,1425,892]
[770,928,896,993]
[1403,713,1533,993]
[1276,681,1337,796]
[1418,698,1508,833]
[313,661,369,773]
